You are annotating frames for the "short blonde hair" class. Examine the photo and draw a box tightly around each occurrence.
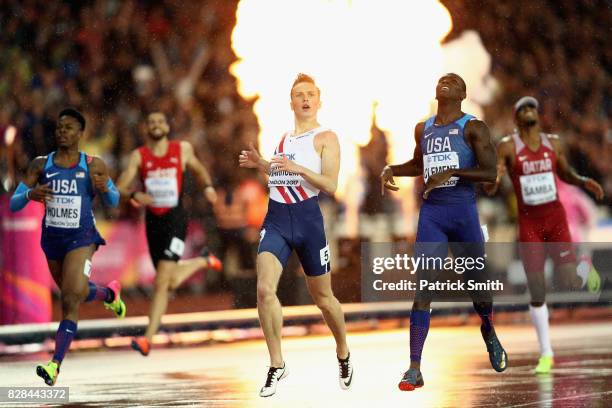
[291,73,320,96]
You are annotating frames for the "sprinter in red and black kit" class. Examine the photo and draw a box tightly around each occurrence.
[488,96,604,373]
[117,111,222,356]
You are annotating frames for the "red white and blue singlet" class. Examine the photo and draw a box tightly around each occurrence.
[258,127,331,276]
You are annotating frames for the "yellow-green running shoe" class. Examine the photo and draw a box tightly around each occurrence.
[578,256,602,294]
[534,355,554,374]
[586,264,602,294]
[104,280,126,318]
[36,360,59,386]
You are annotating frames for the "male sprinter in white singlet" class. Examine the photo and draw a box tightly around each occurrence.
[239,74,353,397]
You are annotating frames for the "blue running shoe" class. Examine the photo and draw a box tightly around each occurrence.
[481,326,508,372]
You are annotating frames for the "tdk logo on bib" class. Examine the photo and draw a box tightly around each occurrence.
[429,153,453,162]
[276,153,296,161]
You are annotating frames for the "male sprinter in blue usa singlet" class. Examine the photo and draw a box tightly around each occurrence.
[381,74,508,391]
[10,108,126,386]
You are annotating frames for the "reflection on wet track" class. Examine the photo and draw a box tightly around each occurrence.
[1,322,611,407]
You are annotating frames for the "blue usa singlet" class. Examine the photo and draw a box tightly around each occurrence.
[39,152,105,260]
[421,113,477,204]
[416,113,484,244]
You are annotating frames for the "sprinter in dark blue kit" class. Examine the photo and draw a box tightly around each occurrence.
[381,74,508,391]
[10,108,126,386]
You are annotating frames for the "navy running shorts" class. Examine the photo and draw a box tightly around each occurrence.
[415,200,485,264]
[41,227,106,261]
[258,196,330,277]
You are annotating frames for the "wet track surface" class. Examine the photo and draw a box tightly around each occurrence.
[1,321,611,407]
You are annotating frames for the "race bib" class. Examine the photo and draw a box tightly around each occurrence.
[45,195,81,229]
[168,237,185,256]
[520,172,557,205]
[145,177,179,208]
[267,155,302,188]
[423,152,460,188]
[320,244,330,266]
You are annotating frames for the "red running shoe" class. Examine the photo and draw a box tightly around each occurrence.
[131,337,150,356]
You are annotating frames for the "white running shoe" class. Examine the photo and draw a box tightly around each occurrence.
[259,363,289,397]
[338,353,354,390]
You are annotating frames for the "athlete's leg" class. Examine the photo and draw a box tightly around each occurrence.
[60,245,95,321]
[168,256,212,291]
[47,260,63,289]
[557,263,582,289]
[305,273,349,359]
[549,215,582,290]
[143,260,175,340]
[525,251,554,372]
[519,217,552,372]
[51,245,95,366]
[257,252,284,367]
[409,202,448,372]
[293,198,350,361]
[37,259,65,385]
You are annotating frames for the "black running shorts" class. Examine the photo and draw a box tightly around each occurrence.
[145,206,188,267]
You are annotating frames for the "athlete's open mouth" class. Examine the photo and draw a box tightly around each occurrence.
[302,104,310,110]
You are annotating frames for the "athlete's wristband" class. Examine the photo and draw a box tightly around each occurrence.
[102,178,120,208]
[10,182,31,212]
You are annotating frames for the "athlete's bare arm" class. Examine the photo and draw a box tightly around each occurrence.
[548,135,604,200]
[270,130,340,195]
[181,141,217,203]
[484,137,513,196]
[239,143,272,174]
[380,122,425,193]
[23,157,53,203]
[88,156,121,207]
[456,120,497,182]
[88,156,111,193]
[116,149,153,205]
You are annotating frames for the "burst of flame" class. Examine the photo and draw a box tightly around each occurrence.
[4,125,16,146]
[230,1,490,238]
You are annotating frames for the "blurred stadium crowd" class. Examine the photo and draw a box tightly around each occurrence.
[0,0,610,308]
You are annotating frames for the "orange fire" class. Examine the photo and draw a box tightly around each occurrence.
[231,1,493,237]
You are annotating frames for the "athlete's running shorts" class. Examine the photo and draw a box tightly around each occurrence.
[414,200,488,302]
[41,227,106,261]
[145,206,188,267]
[518,202,576,273]
[416,200,484,247]
[258,196,330,277]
